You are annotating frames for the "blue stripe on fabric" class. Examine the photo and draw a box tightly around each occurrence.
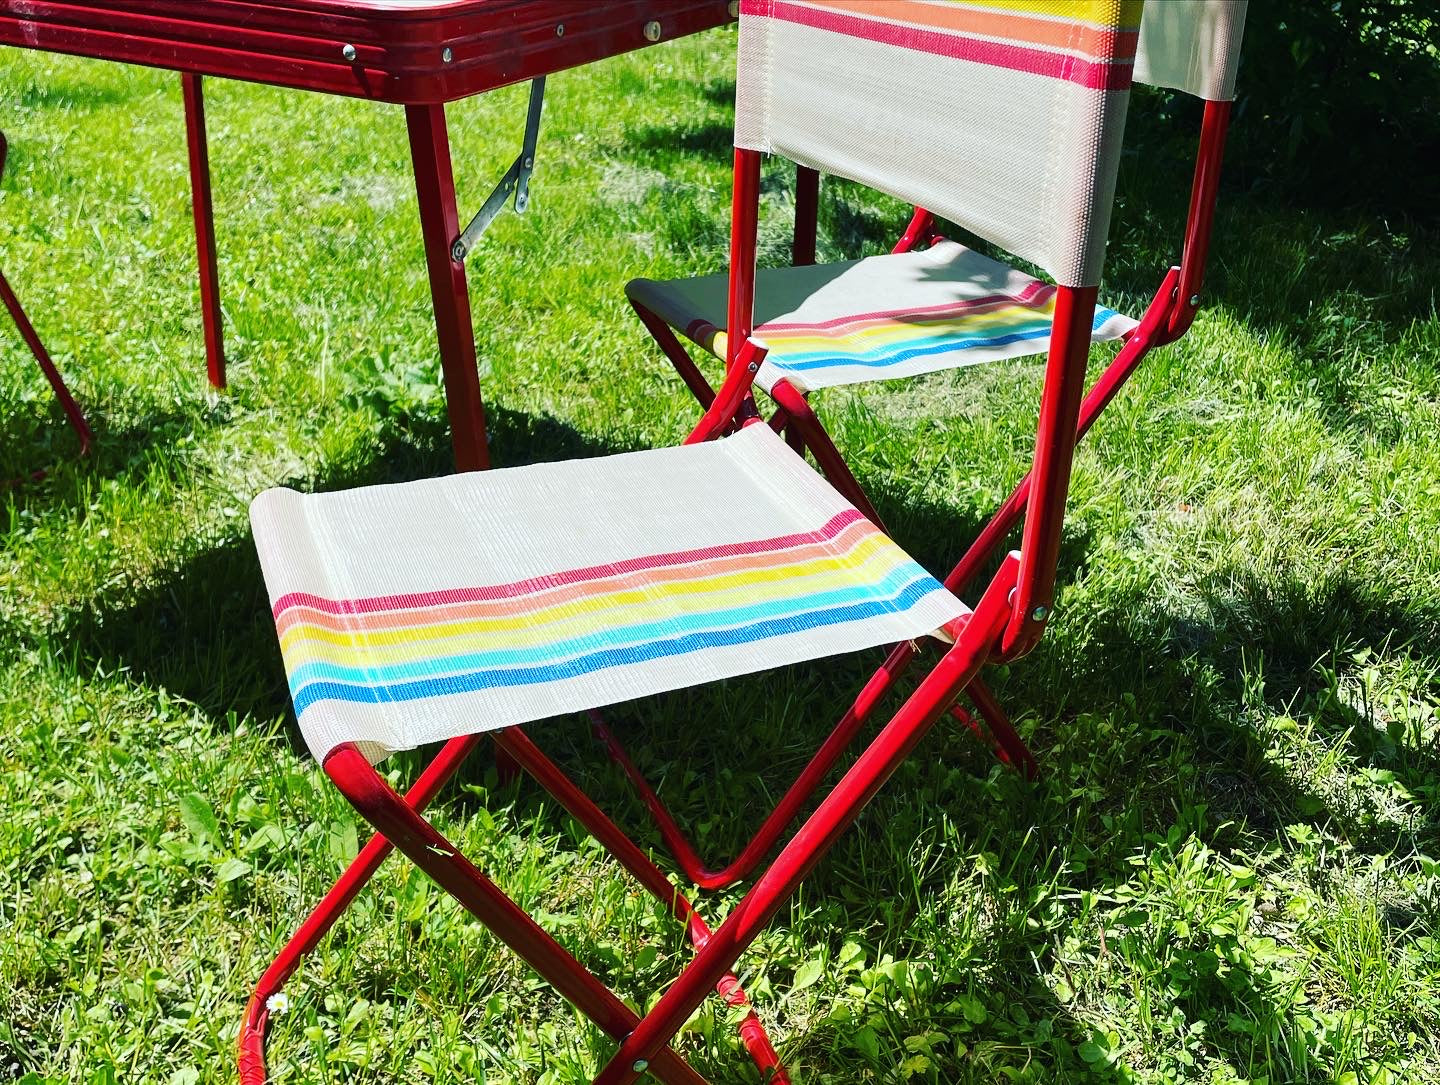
[290,574,944,717]
[285,563,929,691]
[768,308,1123,374]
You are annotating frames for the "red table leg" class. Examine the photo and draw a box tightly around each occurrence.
[405,103,489,473]
[181,73,225,390]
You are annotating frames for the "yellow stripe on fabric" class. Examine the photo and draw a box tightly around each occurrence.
[940,0,1143,30]
[759,301,1054,351]
[277,532,907,660]
[278,550,915,672]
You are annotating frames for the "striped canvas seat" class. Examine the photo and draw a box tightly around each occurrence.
[250,423,968,764]
[627,241,1136,394]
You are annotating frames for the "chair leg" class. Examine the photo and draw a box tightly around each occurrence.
[1,267,93,484]
[948,677,1038,780]
[630,299,718,410]
[589,636,921,890]
[181,74,226,390]
[963,676,1039,780]
[406,103,490,473]
[324,742,711,1085]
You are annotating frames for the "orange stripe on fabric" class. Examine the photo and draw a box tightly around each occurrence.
[274,517,885,638]
[799,0,1140,58]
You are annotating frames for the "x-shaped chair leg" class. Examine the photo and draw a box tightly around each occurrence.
[244,555,1017,1083]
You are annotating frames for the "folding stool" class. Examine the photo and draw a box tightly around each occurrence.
[241,3,1229,1080]
[1,132,92,485]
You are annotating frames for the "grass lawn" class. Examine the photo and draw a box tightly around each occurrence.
[4,28,1440,1085]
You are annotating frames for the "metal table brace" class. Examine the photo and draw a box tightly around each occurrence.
[452,77,546,263]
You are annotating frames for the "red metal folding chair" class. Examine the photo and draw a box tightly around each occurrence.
[240,3,1196,1080]
[627,0,1249,668]
[1,131,93,486]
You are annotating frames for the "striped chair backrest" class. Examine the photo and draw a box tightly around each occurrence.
[734,1,1145,288]
[1135,0,1247,102]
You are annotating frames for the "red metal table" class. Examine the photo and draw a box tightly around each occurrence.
[0,0,736,470]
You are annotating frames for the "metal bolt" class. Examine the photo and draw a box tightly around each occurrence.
[555,23,565,36]
[1188,293,1201,308]
[728,0,740,16]
[341,43,357,62]
[441,46,453,63]
[451,239,467,262]
[516,192,529,212]
[631,1059,650,1074]
[1030,605,1050,622]
[643,19,663,41]
[522,155,535,169]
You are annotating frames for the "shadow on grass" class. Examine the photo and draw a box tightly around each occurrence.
[0,401,198,522]
[43,390,1437,1078]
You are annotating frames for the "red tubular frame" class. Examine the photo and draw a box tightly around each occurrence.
[1000,283,1097,659]
[1,132,93,484]
[181,74,226,390]
[891,207,936,254]
[592,555,1020,1085]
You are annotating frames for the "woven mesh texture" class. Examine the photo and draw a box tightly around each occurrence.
[1135,0,1247,101]
[628,240,1137,393]
[250,424,968,765]
[735,0,1143,287]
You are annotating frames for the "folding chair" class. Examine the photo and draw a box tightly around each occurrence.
[627,0,1247,572]
[240,3,1206,1080]
[1,131,93,486]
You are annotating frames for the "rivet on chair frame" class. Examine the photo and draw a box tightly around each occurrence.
[1030,605,1050,623]
[340,43,357,62]
[644,20,663,42]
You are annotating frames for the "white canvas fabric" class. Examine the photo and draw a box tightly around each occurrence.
[734,0,1142,287]
[627,241,1137,394]
[1135,0,1247,101]
[251,424,968,765]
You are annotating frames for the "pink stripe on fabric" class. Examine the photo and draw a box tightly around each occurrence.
[273,516,882,638]
[272,508,871,619]
[761,1,1135,91]
[759,280,1055,333]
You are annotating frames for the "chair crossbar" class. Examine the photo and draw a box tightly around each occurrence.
[591,662,1034,893]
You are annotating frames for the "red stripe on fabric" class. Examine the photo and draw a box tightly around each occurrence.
[759,280,1054,333]
[272,507,871,619]
[764,1,1135,91]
